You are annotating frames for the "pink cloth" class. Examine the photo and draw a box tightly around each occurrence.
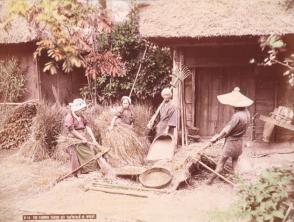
[64,113,88,130]
[64,113,88,173]
[65,145,80,172]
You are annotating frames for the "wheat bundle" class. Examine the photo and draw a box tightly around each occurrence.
[20,103,67,161]
[95,109,150,167]
[0,103,37,150]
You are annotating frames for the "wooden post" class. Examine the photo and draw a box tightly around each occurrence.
[172,48,181,146]
[192,69,196,127]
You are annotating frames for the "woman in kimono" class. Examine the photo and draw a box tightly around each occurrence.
[110,96,135,130]
[64,98,99,174]
[206,87,253,185]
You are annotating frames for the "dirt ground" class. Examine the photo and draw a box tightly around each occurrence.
[0,141,293,222]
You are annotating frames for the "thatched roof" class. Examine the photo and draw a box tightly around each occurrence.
[139,0,294,38]
[0,18,38,44]
[0,4,37,44]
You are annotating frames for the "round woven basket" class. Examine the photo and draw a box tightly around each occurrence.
[139,167,172,189]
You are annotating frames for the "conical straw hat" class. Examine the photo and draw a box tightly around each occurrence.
[217,87,254,107]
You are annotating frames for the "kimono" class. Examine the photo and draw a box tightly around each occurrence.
[64,113,98,174]
[155,101,177,137]
[115,106,135,125]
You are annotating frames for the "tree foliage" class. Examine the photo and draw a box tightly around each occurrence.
[255,35,294,87]
[80,10,172,105]
[3,0,124,78]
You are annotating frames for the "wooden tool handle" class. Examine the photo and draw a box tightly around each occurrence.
[147,101,165,129]
[198,161,236,186]
[56,147,110,183]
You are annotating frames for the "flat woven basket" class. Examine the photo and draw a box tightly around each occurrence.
[139,167,172,189]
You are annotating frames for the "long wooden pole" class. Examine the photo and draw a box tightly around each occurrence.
[129,45,148,98]
[85,186,148,198]
[198,161,235,186]
[200,153,230,173]
[56,148,109,183]
[91,182,170,193]
[179,83,185,147]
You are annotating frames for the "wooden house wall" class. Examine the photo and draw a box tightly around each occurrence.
[178,44,283,141]
[0,43,88,104]
[0,43,40,101]
[39,55,88,105]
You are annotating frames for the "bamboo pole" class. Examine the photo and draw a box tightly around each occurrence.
[84,186,148,198]
[91,182,170,193]
[129,45,148,98]
[56,148,110,183]
[179,83,185,148]
[181,80,188,146]
[198,161,235,186]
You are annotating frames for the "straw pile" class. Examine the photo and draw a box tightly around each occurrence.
[0,103,37,150]
[93,107,150,167]
[132,104,153,137]
[20,103,67,161]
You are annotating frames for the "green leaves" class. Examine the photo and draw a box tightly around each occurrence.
[237,167,294,222]
[258,35,294,87]
[81,15,172,104]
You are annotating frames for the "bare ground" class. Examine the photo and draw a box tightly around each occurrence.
[0,141,293,222]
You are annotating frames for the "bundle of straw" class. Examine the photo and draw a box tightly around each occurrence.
[20,103,67,161]
[0,103,37,150]
[94,109,150,167]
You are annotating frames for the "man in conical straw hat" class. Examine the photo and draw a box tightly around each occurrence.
[206,87,253,185]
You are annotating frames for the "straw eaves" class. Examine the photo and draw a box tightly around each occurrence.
[0,4,37,44]
[139,0,294,38]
